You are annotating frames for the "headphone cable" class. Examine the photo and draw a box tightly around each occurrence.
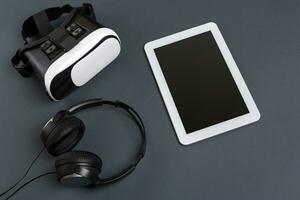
[0,147,45,197]
[3,171,56,200]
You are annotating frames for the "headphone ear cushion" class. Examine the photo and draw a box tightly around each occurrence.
[55,151,102,169]
[41,116,85,156]
[55,151,102,187]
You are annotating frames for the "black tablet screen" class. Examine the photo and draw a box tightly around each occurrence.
[154,31,249,133]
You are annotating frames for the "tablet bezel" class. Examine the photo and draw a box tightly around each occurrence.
[144,22,260,145]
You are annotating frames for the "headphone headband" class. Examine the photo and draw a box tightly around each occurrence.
[67,98,146,185]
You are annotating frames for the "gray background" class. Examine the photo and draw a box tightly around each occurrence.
[0,0,299,199]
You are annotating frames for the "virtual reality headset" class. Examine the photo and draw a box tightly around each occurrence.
[12,4,121,101]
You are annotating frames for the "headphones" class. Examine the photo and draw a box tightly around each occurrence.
[41,98,146,187]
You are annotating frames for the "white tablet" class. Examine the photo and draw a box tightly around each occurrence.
[144,22,260,145]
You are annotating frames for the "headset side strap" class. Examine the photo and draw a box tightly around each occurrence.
[11,50,32,77]
[82,3,97,21]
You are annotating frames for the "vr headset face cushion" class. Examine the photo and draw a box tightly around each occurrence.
[41,112,85,156]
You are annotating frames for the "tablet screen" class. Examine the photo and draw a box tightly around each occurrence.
[154,31,249,133]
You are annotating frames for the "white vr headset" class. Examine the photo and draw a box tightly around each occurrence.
[12,4,121,101]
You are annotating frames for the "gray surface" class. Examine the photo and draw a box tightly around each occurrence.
[0,0,299,199]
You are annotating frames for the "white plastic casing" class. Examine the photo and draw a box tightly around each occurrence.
[44,28,121,100]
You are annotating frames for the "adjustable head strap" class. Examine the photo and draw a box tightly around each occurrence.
[22,4,96,43]
[21,5,73,43]
[11,4,74,77]
[12,4,96,77]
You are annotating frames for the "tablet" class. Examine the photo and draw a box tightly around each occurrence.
[144,22,260,145]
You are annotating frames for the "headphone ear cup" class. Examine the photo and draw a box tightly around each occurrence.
[41,115,85,156]
[55,151,102,187]
[41,110,70,145]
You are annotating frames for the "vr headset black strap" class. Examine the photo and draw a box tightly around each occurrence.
[11,50,32,77]
[22,4,95,43]
[12,3,96,77]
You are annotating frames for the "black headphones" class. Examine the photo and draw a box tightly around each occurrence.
[41,98,146,187]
